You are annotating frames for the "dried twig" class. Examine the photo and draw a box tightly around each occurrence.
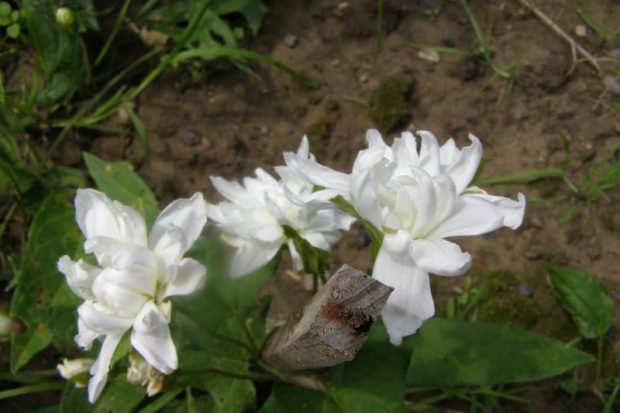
[515,0,601,74]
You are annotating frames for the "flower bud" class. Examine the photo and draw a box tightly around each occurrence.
[55,7,74,28]
[127,353,164,397]
[57,358,94,388]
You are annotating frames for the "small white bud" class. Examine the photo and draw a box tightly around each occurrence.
[55,7,74,27]
[57,358,94,388]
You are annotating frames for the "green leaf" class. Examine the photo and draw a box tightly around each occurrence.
[21,0,91,104]
[60,380,145,413]
[6,22,18,38]
[10,190,83,373]
[330,195,384,261]
[0,2,10,17]
[330,321,408,412]
[547,267,614,339]
[83,152,159,226]
[259,385,338,413]
[171,235,280,413]
[283,225,330,281]
[405,318,595,387]
[213,0,268,35]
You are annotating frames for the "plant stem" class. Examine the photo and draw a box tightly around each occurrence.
[0,382,65,400]
[596,336,604,383]
[514,0,601,73]
[94,0,133,67]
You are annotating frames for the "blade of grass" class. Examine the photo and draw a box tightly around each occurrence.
[122,103,150,164]
[171,47,317,88]
[94,0,133,67]
[0,382,65,400]
[474,168,564,186]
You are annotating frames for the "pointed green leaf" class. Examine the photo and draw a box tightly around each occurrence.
[60,380,145,413]
[10,190,82,373]
[83,152,159,226]
[547,267,614,339]
[405,318,595,387]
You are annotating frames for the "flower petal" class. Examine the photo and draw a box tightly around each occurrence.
[410,238,471,276]
[88,333,123,403]
[149,193,208,263]
[427,196,505,239]
[228,240,282,278]
[164,258,206,297]
[350,168,382,230]
[417,131,441,176]
[465,191,526,230]
[443,133,482,194]
[57,256,100,300]
[78,301,134,336]
[91,267,156,316]
[75,318,101,350]
[373,231,435,345]
[283,152,351,197]
[131,301,177,374]
[75,189,147,247]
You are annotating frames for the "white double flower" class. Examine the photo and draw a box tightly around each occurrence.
[284,130,526,344]
[58,189,208,402]
[208,137,355,277]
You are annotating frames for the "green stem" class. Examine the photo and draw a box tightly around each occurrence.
[0,382,65,400]
[95,0,133,67]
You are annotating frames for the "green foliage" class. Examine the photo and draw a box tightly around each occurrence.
[170,235,280,412]
[83,152,159,226]
[547,267,614,340]
[9,189,83,373]
[20,0,96,105]
[0,2,21,39]
[283,225,330,287]
[405,318,594,387]
[330,195,383,261]
[60,380,145,413]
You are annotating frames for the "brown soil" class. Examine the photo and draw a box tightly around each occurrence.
[58,0,620,411]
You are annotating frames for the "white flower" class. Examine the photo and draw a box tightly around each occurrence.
[208,137,355,278]
[284,129,526,344]
[57,189,208,402]
[57,358,95,387]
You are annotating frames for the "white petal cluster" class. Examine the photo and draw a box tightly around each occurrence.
[57,189,208,402]
[285,130,526,344]
[208,137,355,277]
[57,358,95,387]
[127,353,164,397]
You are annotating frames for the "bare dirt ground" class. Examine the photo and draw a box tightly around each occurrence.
[57,0,620,410]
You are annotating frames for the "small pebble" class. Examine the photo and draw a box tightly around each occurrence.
[284,34,298,48]
[359,73,369,84]
[574,24,587,37]
[259,125,270,135]
[530,217,544,229]
[333,2,350,17]
[556,111,574,120]
[417,49,440,63]
[604,75,620,95]
[184,130,202,147]
[331,58,341,67]
[524,250,543,260]
[518,283,533,297]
